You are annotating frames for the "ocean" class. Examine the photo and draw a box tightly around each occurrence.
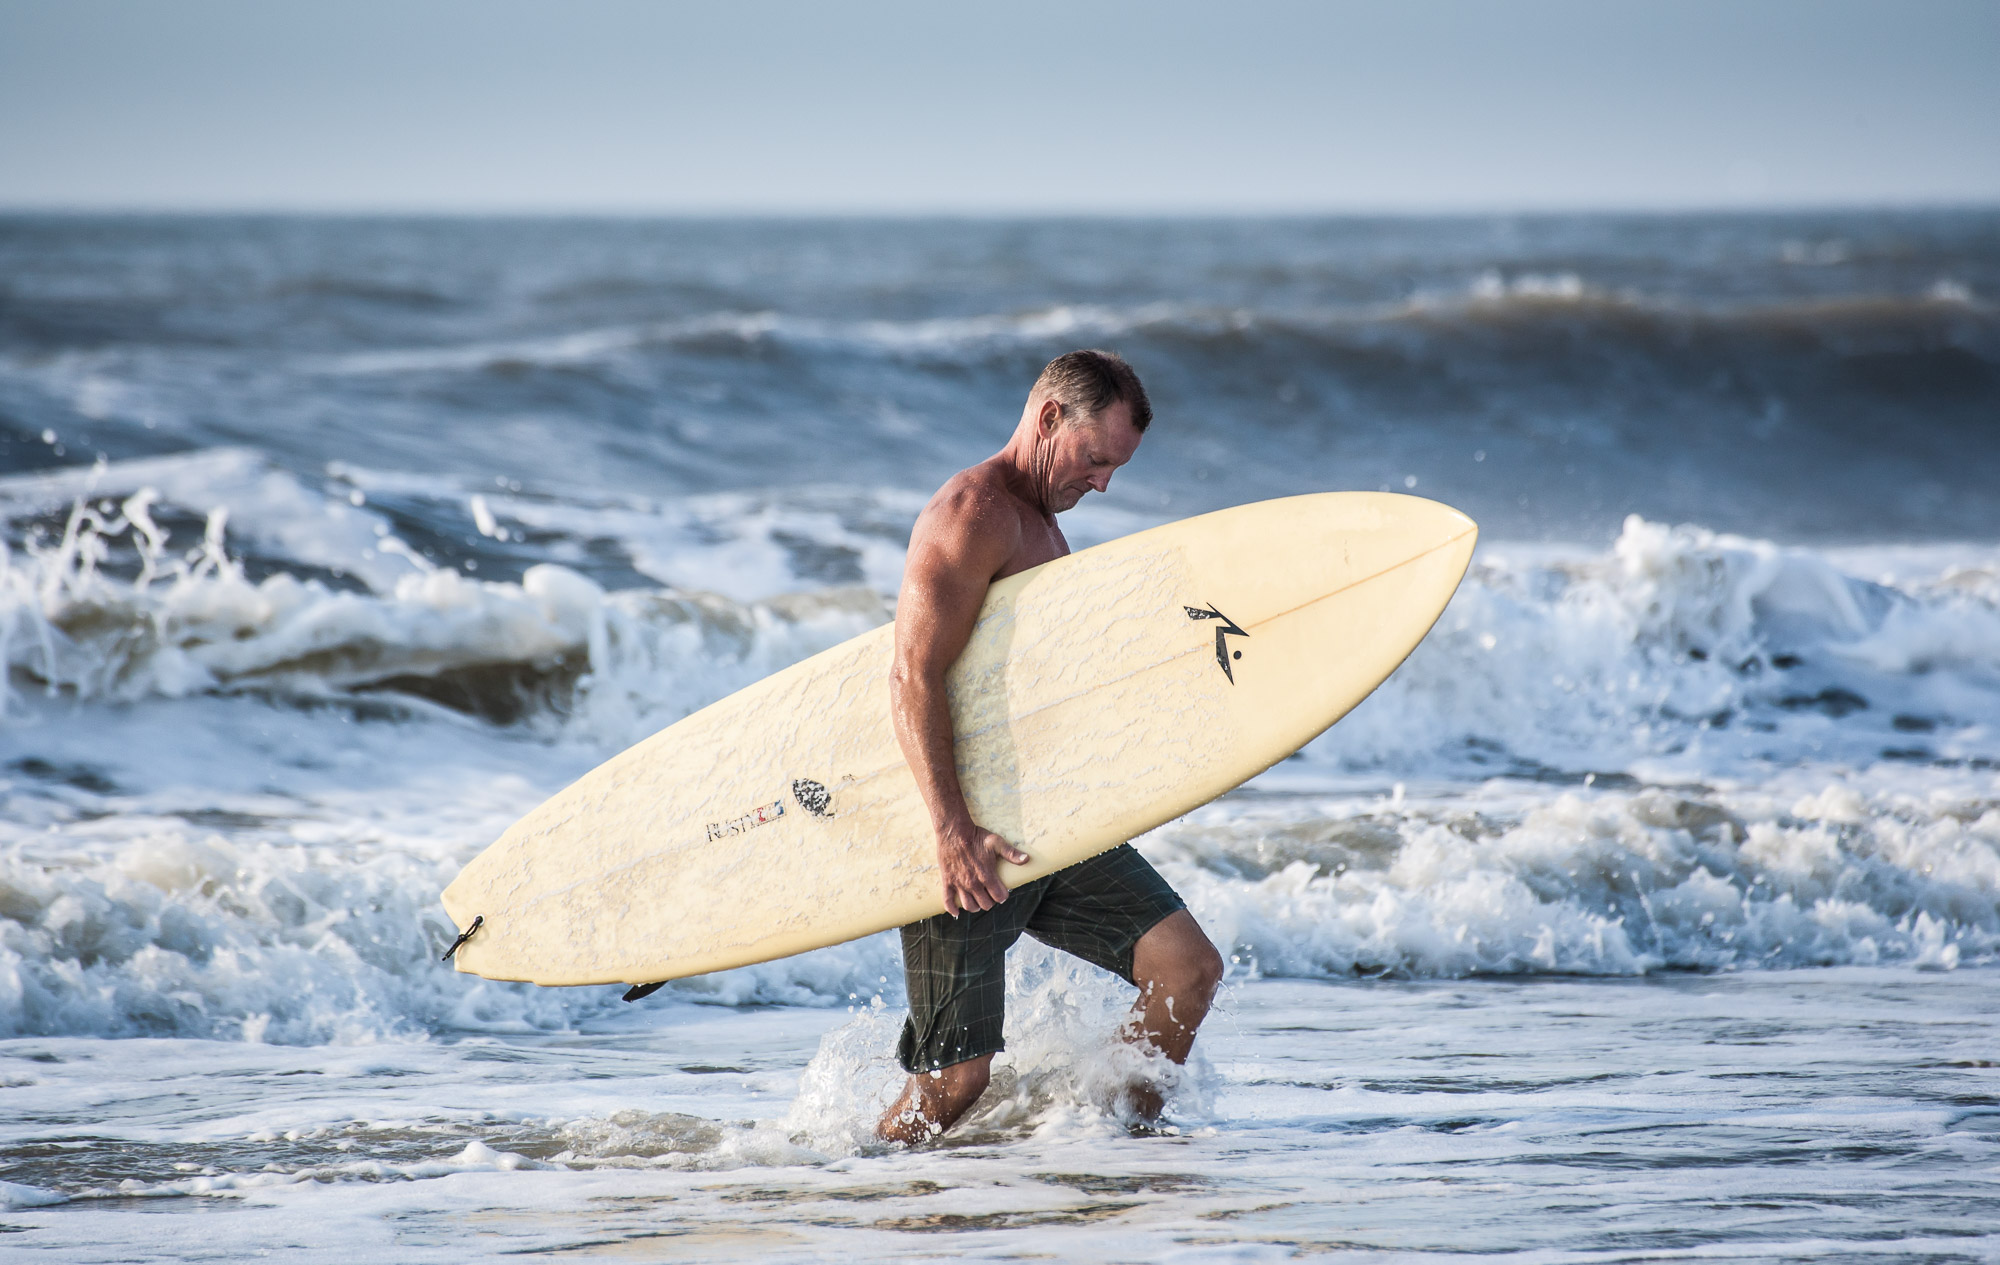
[0,211,1996,1261]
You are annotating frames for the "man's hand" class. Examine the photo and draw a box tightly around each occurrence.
[937,819,1030,917]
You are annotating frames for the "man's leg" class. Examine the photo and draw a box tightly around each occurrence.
[877,880,1043,1144]
[1122,910,1225,1117]
[1127,909,1225,1063]
[877,1054,994,1143]
[1019,845,1225,1120]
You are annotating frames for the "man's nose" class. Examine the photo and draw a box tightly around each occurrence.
[1089,471,1113,493]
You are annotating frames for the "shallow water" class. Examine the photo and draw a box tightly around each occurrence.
[4,969,1996,1261]
[0,212,1996,1259]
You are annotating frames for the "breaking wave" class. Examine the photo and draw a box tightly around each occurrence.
[1156,781,1999,980]
[0,460,893,733]
[0,456,1993,1045]
[0,768,1989,1047]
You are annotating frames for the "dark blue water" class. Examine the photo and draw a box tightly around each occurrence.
[3,211,1996,550]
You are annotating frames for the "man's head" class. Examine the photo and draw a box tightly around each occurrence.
[1023,349,1150,513]
[1031,349,1152,436]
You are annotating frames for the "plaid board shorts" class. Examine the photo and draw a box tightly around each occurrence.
[896,843,1187,1074]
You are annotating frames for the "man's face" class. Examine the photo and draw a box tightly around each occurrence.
[1041,400,1142,513]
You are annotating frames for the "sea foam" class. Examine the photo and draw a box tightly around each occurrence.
[0,463,1995,1047]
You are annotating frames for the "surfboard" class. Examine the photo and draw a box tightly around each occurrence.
[442,492,1476,987]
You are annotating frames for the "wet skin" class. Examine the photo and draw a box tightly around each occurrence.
[877,392,1225,1144]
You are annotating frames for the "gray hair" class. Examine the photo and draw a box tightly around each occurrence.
[1032,349,1152,432]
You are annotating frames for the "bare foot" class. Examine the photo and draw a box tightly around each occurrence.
[1122,1078,1165,1123]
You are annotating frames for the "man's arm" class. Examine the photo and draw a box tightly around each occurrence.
[891,482,1031,916]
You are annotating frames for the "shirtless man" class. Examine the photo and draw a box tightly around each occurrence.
[877,349,1225,1144]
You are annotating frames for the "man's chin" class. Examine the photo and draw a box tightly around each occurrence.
[1052,489,1087,513]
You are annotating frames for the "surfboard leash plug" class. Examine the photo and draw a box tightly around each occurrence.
[441,915,483,961]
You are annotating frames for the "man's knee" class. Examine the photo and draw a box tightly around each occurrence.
[1162,938,1224,1007]
[1135,911,1225,1002]
[1186,936,1225,997]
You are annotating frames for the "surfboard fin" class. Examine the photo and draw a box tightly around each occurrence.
[622,981,667,1002]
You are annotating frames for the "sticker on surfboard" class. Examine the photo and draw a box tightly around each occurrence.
[705,801,785,841]
[1185,603,1249,683]
[792,779,832,817]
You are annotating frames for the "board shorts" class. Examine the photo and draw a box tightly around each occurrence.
[896,843,1187,1074]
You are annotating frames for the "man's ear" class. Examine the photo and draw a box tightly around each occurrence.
[1037,398,1063,436]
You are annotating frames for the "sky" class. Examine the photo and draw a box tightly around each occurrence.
[2,0,1996,215]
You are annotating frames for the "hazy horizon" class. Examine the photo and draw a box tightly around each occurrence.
[7,202,2000,220]
[4,0,1995,216]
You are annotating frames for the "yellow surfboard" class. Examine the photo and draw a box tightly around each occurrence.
[443,493,1476,987]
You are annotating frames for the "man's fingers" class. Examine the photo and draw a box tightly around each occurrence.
[975,859,1010,905]
[940,829,1024,916]
[944,876,995,916]
[975,860,1009,906]
[985,833,1030,867]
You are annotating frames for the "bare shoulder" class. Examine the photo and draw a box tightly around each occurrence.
[909,462,1023,578]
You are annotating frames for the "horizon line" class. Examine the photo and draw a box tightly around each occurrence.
[5,198,1999,221]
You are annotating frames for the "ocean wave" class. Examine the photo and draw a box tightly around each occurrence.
[311,312,785,377]
[289,278,1995,381]
[6,465,1999,770]
[0,465,891,729]
[0,809,908,1044]
[1,465,1997,1045]
[0,766,1990,1048]
[1157,780,1998,980]
[1312,516,2000,778]
[0,449,422,593]
[303,304,1159,377]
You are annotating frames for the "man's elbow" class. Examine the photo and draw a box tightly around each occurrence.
[888,659,936,703]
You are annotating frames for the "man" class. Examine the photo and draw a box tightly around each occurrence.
[877,349,1225,1144]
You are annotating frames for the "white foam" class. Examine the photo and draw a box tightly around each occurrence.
[0,729,915,1043]
[1150,774,1999,979]
[785,940,1217,1155]
[0,1179,66,1209]
[0,449,420,592]
[1307,515,2000,777]
[1,464,1997,1048]
[1468,270,1590,301]
[0,475,889,747]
